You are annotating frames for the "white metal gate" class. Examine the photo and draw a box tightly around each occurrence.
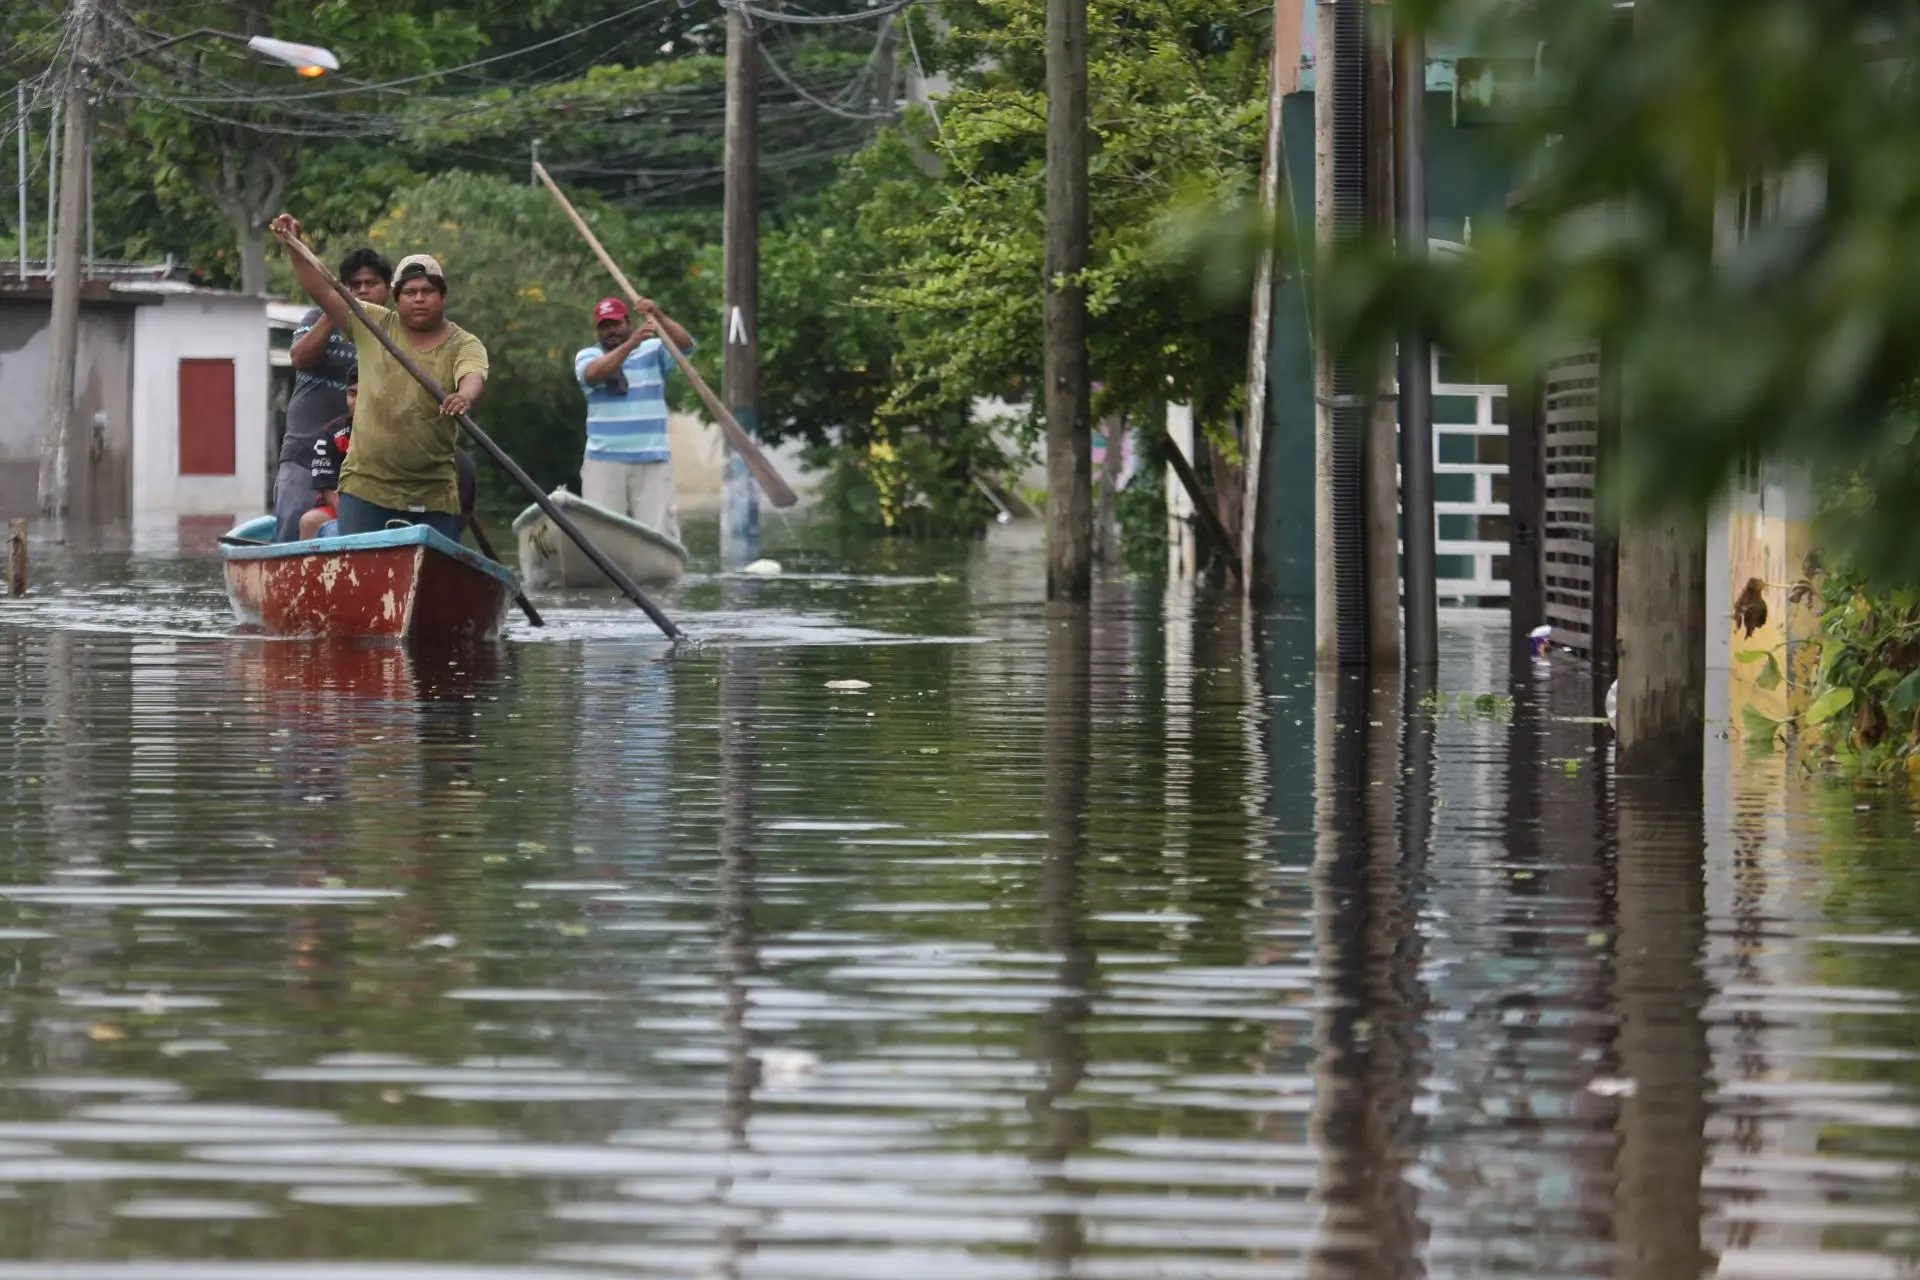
[1541,344,1602,655]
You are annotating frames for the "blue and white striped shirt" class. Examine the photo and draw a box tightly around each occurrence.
[575,337,692,464]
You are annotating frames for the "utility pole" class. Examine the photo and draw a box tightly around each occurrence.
[1615,0,1704,775]
[1363,9,1398,671]
[1044,0,1092,599]
[722,5,761,566]
[39,0,99,527]
[16,86,26,278]
[1393,16,1436,667]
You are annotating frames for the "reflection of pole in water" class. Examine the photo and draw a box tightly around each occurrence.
[715,646,761,1277]
[1305,670,1373,1275]
[1035,604,1093,1270]
[1610,774,1710,1278]
[1305,669,1427,1279]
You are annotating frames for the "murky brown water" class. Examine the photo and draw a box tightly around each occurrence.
[0,527,1913,1278]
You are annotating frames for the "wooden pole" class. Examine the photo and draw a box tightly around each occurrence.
[6,520,26,597]
[532,164,797,509]
[1165,437,1243,583]
[274,228,680,641]
[723,7,763,563]
[1044,0,1093,599]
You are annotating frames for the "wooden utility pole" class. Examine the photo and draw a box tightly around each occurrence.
[722,6,761,566]
[6,520,26,597]
[1311,0,1337,662]
[1044,0,1092,599]
[38,0,99,527]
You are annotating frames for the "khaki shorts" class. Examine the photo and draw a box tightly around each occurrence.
[581,458,679,544]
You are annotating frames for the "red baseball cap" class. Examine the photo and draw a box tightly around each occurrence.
[594,297,629,323]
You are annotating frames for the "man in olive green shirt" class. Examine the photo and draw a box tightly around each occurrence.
[271,214,488,540]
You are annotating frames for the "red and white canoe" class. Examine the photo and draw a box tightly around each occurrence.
[219,516,518,641]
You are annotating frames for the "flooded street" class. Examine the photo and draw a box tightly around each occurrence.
[0,529,1913,1278]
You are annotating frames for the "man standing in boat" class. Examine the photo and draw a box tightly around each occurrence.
[274,247,391,542]
[574,296,694,542]
[271,214,487,541]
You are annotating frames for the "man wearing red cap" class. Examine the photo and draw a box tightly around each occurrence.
[574,296,695,541]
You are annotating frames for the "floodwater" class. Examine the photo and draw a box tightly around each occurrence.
[0,525,1914,1279]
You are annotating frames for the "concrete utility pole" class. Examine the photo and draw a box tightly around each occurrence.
[1615,0,1704,775]
[1043,0,1092,600]
[722,5,761,566]
[38,0,99,526]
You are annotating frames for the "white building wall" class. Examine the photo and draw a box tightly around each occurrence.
[130,292,269,530]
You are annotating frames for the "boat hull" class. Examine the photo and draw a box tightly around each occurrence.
[219,518,516,641]
[513,489,688,591]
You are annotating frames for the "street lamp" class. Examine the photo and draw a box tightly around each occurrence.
[246,36,341,78]
[36,16,341,525]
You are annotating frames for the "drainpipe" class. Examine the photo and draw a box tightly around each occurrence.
[1314,0,1371,666]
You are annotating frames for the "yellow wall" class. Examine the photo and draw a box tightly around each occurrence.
[1725,508,1819,732]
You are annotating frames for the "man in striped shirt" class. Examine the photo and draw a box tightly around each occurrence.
[574,296,695,542]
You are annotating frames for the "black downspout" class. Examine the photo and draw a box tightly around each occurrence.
[1329,0,1370,667]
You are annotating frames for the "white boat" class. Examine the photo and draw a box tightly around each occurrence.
[512,488,689,591]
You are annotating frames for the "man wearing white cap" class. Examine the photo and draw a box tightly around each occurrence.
[271,213,488,541]
[574,295,694,542]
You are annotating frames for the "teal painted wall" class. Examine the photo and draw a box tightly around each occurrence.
[1250,89,1519,603]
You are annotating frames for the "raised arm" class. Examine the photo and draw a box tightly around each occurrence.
[268,214,351,329]
[288,312,335,371]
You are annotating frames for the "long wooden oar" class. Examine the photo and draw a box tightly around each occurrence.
[532,162,798,509]
[273,227,681,642]
[466,512,544,628]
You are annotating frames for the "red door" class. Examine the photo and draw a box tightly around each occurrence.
[178,357,236,476]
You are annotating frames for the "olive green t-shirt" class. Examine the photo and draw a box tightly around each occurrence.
[340,304,489,515]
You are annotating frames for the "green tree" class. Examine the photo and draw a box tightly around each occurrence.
[872,0,1266,438]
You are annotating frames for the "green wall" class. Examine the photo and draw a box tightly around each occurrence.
[1250,89,1519,604]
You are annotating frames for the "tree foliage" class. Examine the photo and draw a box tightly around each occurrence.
[873,0,1266,434]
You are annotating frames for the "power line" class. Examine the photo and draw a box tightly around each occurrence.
[721,0,915,26]
[112,0,683,105]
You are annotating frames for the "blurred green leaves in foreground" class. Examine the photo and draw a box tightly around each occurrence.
[1289,0,1920,583]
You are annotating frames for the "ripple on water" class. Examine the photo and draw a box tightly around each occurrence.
[1,553,1919,1277]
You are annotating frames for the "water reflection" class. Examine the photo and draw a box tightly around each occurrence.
[0,552,1915,1276]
